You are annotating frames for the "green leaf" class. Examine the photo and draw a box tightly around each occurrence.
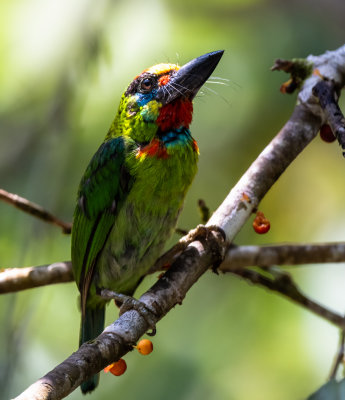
[307,379,345,400]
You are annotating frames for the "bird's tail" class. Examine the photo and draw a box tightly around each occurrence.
[80,306,105,394]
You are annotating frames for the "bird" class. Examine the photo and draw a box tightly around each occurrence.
[71,50,224,393]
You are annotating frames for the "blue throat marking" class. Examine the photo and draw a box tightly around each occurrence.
[135,90,158,107]
[159,128,193,147]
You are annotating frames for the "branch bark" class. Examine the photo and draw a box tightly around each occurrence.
[14,44,345,399]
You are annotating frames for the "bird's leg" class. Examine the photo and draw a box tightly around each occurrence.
[98,288,157,336]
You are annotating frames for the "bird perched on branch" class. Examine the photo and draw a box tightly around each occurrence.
[71,50,224,393]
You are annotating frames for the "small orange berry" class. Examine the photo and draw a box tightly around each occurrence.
[135,339,153,355]
[253,211,270,234]
[104,358,127,376]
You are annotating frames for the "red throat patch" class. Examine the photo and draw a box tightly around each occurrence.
[156,99,193,131]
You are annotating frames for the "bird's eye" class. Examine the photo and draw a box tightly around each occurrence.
[139,78,153,92]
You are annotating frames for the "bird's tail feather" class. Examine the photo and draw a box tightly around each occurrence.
[80,306,105,394]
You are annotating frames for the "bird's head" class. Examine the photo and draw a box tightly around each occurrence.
[108,51,224,143]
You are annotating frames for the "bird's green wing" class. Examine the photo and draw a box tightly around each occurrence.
[71,136,133,315]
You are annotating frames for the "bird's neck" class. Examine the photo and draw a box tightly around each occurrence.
[156,99,193,132]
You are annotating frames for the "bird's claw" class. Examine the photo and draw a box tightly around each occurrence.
[99,289,157,336]
[186,224,226,274]
[185,224,226,243]
[119,296,157,336]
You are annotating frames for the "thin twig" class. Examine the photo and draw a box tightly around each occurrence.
[0,189,72,234]
[230,267,345,329]
[329,330,345,380]
[150,224,215,272]
[271,58,313,93]
[175,228,188,236]
[175,199,211,236]
[198,199,210,224]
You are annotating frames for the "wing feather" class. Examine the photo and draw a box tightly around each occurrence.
[71,137,133,315]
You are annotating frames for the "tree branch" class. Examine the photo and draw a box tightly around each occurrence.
[0,189,72,234]
[14,45,345,399]
[0,262,72,294]
[3,242,345,294]
[221,242,345,270]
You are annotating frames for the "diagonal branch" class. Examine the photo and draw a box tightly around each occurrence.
[230,267,345,329]
[14,45,345,400]
[0,189,72,234]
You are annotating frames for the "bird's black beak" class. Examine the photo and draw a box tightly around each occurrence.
[156,50,224,105]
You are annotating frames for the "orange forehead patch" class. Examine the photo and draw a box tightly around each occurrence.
[144,63,180,76]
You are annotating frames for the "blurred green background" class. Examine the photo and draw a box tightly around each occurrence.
[1,0,345,399]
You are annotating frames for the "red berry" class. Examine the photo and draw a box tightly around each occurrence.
[320,124,336,143]
[253,211,270,234]
[104,359,127,376]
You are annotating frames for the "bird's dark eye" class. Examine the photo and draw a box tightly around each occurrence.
[139,78,153,93]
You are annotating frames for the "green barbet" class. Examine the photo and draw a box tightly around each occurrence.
[71,50,224,393]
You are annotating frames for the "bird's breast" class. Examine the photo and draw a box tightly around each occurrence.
[95,133,198,294]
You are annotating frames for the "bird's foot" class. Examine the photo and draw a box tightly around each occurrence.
[98,289,157,336]
[185,224,227,274]
[188,224,226,242]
